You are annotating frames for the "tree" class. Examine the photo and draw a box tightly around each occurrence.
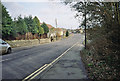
[24,15,37,34]
[32,19,38,34]
[24,16,32,32]
[37,26,44,36]
[16,15,28,35]
[41,22,49,34]
[66,30,69,37]
[1,3,15,39]
[65,1,120,79]
[37,26,44,43]
[65,1,120,45]
[33,16,41,28]
[33,16,44,43]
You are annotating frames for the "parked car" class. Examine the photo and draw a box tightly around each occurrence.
[0,39,12,54]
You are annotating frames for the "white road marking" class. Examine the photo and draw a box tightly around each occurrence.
[23,42,79,81]
[0,57,18,62]
[22,64,48,81]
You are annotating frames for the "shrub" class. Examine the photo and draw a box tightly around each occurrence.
[66,30,69,37]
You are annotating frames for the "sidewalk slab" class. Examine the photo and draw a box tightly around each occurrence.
[41,43,88,79]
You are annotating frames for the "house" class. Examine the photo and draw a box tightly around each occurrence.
[54,28,64,37]
[78,28,84,33]
[80,29,84,33]
[41,23,66,38]
[61,28,67,37]
[46,24,56,38]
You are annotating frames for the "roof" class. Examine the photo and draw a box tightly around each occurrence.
[40,23,54,29]
[46,24,53,29]
[54,28,63,31]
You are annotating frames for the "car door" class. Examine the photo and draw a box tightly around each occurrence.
[0,39,2,54]
[2,40,8,53]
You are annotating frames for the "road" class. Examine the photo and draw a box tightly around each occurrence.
[1,34,84,79]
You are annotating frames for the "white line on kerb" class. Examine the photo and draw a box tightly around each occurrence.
[22,42,79,81]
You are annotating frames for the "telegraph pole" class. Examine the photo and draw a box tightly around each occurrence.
[55,18,58,40]
[55,18,57,28]
[85,2,87,49]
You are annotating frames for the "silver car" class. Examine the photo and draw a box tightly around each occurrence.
[0,39,12,54]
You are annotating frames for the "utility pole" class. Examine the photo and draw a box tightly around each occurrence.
[55,18,58,40]
[85,2,87,49]
[55,18,57,28]
[71,27,72,33]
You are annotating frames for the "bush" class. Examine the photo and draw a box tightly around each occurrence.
[80,27,120,80]
[66,30,69,37]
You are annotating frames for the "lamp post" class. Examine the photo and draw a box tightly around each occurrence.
[84,2,87,49]
[55,18,58,40]
[55,18,57,28]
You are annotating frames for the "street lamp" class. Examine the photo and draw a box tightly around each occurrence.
[84,2,87,49]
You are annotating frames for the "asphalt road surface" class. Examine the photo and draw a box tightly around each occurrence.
[1,34,84,79]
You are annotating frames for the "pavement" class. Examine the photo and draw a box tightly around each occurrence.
[1,34,87,80]
[40,41,88,80]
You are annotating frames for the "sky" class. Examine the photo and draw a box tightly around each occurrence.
[1,0,80,29]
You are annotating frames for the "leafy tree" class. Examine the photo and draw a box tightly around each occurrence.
[37,26,44,36]
[33,16,44,43]
[41,22,49,34]
[1,3,15,39]
[24,16,32,32]
[32,19,38,34]
[33,16,41,29]
[24,15,37,34]
[37,26,44,43]
[16,15,28,35]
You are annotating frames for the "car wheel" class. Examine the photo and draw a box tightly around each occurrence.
[7,48,11,54]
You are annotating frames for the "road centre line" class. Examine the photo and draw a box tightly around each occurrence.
[23,42,79,81]
[22,64,48,81]
[28,63,51,81]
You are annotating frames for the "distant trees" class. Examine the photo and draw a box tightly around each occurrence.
[15,15,28,35]
[41,22,49,34]
[33,16,44,43]
[37,26,44,38]
[41,22,49,38]
[24,15,37,35]
[1,3,51,40]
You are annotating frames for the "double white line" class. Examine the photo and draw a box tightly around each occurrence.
[22,42,78,81]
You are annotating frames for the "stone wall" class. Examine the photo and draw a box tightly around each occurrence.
[6,38,51,48]
[6,35,69,48]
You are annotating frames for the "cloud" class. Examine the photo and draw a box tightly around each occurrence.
[1,0,62,2]
[2,1,79,29]
[2,2,31,18]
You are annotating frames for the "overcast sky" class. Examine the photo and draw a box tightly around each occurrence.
[2,0,80,29]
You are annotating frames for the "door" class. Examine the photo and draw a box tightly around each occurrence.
[0,39,2,54]
[2,40,8,53]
